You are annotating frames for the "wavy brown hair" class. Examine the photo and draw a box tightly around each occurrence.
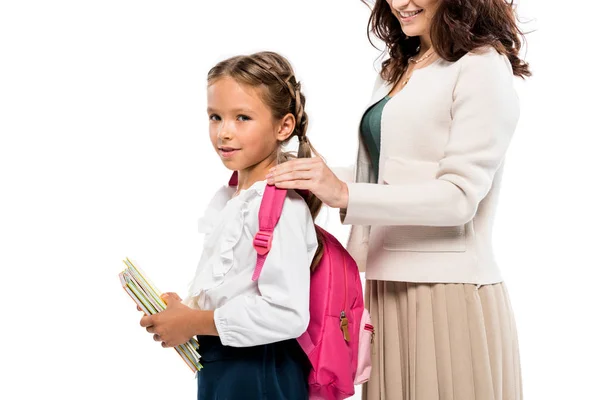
[207,51,324,270]
[363,0,531,84]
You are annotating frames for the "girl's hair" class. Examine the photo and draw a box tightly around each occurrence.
[207,51,324,270]
[362,0,531,84]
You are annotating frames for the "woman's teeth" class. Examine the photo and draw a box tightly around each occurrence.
[400,9,423,18]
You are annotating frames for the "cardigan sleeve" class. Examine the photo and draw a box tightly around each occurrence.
[342,50,520,227]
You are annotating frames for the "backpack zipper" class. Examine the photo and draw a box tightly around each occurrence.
[340,256,350,342]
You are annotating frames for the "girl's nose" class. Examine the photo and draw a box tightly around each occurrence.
[217,121,234,140]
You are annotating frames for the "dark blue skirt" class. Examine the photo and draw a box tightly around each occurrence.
[196,335,310,400]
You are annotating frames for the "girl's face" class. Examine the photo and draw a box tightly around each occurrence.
[207,76,293,173]
[387,0,441,39]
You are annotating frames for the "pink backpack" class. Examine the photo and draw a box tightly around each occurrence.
[233,172,373,399]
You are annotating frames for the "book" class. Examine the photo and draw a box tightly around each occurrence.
[118,257,202,372]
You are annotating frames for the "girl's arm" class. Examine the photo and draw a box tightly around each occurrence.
[213,192,316,347]
[140,193,315,348]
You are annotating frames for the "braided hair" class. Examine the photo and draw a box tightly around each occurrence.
[207,51,324,270]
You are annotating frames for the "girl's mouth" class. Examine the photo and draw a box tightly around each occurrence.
[219,147,240,158]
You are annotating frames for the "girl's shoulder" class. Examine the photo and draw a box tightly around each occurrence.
[238,182,316,244]
[206,181,313,230]
[240,182,314,226]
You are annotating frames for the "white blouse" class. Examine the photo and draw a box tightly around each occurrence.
[184,180,318,347]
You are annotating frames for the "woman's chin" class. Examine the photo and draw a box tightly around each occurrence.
[399,22,427,39]
[402,28,423,38]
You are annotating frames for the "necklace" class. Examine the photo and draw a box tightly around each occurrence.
[409,47,435,64]
[400,48,436,88]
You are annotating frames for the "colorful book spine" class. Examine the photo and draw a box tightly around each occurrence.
[119,258,202,372]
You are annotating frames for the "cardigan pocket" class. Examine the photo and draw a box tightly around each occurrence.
[381,156,438,185]
[383,225,466,252]
[381,156,467,252]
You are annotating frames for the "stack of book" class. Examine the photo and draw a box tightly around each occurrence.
[118,257,202,372]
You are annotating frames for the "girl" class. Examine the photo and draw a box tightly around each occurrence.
[140,51,322,400]
[268,0,530,399]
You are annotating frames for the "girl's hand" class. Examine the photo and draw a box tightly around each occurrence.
[162,292,182,302]
[137,292,181,312]
[139,292,196,348]
[266,157,349,209]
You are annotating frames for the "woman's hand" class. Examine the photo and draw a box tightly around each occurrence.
[266,157,349,209]
[139,292,201,348]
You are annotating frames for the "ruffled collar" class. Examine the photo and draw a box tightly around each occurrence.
[188,180,268,298]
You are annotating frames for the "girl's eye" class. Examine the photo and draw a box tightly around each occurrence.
[237,115,251,122]
[209,114,221,121]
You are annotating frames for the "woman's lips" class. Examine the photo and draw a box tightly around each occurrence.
[399,9,423,23]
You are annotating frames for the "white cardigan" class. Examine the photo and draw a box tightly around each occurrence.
[342,47,520,285]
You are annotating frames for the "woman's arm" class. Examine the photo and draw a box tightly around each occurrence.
[268,51,519,227]
[331,165,355,184]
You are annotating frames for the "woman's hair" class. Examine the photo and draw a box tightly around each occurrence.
[363,0,531,83]
[207,51,324,270]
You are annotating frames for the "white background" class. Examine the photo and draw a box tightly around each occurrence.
[1,1,599,399]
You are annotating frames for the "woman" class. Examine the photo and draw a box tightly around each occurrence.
[267,0,530,399]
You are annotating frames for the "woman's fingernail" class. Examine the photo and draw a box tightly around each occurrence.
[265,173,272,179]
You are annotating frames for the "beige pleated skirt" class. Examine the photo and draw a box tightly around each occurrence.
[362,281,522,400]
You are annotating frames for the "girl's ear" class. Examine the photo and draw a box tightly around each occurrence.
[276,113,296,142]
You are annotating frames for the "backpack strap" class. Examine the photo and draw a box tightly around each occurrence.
[253,183,287,281]
[227,172,287,281]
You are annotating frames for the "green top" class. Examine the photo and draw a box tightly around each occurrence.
[359,95,392,181]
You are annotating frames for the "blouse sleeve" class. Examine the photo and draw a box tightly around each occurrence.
[342,50,520,227]
[213,192,317,347]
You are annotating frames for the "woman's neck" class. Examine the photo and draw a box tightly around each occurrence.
[418,35,433,54]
